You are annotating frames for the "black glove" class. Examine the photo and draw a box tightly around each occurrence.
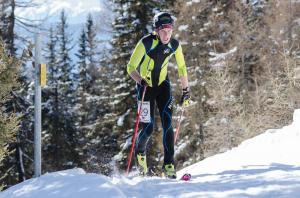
[180,87,191,106]
[139,78,149,87]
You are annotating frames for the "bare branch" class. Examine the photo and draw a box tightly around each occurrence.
[22,152,34,162]
[15,0,39,8]
[0,166,15,181]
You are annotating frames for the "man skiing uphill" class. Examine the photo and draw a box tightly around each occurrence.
[127,12,191,179]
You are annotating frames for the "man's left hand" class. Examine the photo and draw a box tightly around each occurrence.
[180,87,191,107]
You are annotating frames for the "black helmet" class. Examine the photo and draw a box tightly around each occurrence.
[153,12,174,30]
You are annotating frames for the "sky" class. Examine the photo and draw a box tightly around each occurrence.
[1,109,300,198]
[15,0,105,24]
[14,0,113,72]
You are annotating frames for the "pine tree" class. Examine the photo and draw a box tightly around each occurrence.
[76,28,89,94]
[0,41,19,190]
[42,10,80,170]
[57,10,73,90]
[84,14,101,122]
[45,27,58,85]
[75,27,95,125]
[74,20,115,173]
[0,0,34,188]
[73,28,90,165]
[86,13,99,82]
[0,0,16,54]
[76,15,117,173]
[42,26,63,171]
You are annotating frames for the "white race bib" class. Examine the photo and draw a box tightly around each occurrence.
[138,101,151,123]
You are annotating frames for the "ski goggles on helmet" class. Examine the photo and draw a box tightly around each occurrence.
[157,23,173,30]
[154,14,174,30]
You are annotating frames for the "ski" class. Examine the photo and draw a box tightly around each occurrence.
[126,173,192,182]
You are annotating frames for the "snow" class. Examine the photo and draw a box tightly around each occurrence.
[117,109,131,126]
[186,0,201,6]
[174,141,188,156]
[0,169,125,198]
[295,18,300,26]
[180,41,188,45]
[192,42,198,46]
[216,12,224,17]
[178,25,189,32]
[209,47,237,67]
[2,109,300,197]
[188,79,198,87]
[203,22,211,27]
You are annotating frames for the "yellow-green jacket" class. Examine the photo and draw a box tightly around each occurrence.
[127,32,187,87]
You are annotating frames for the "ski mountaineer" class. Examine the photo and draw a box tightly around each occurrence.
[127,12,191,179]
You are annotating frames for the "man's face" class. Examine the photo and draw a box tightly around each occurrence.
[158,28,173,44]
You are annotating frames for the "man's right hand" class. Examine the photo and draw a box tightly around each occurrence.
[129,71,149,87]
[140,78,149,87]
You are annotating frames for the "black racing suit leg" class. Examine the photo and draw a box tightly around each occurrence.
[156,79,175,166]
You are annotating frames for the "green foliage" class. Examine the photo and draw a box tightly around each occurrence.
[42,11,81,172]
[0,41,19,189]
[0,44,18,101]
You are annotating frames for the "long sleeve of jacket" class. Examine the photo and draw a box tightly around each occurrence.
[175,43,187,77]
[127,40,145,75]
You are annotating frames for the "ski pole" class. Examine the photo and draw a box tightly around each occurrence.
[174,106,184,144]
[126,86,147,175]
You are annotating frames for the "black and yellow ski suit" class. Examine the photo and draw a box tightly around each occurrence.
[127,32,187,165]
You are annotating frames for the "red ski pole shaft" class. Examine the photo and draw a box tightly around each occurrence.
[126,86,147,175]
[174,107,184,144]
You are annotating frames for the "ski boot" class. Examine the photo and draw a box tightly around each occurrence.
[162,163,177,179]
[136,153,148,175]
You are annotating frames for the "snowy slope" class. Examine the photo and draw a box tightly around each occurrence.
[1,109,300,198]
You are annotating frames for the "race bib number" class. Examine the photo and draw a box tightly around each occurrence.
[138,101,151,123]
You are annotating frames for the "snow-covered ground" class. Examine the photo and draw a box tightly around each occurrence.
[1,109,300,198]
